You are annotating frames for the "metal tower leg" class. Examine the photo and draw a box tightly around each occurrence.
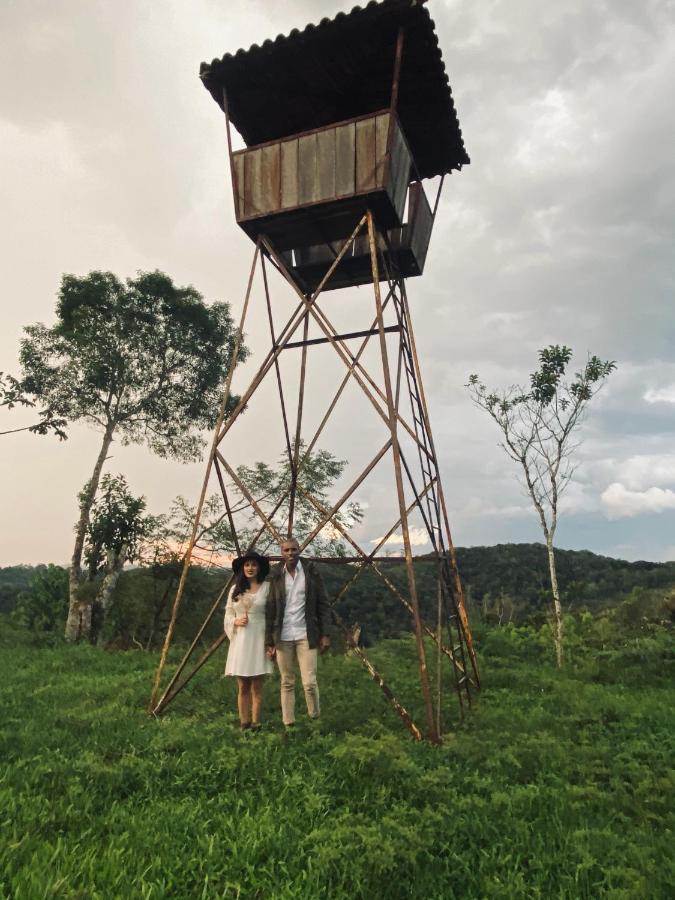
[150,209,478,739]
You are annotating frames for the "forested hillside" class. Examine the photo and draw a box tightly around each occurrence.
[0,565,44,613]
[454,543,675,617]
[330,546,675,644]
[3,543,674,649]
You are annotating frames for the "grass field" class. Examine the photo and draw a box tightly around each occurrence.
[1,619,673,899]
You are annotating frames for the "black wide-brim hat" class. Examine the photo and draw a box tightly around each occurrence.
[232,551,270,580]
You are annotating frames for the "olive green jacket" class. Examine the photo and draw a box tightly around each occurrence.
[265,559,330,650]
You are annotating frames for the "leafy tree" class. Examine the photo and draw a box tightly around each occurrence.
[13,565,69,636]
[107,566,224,650]
[467,345,616,665]
[0,565,41,613]
[77,474,160,643]
[0,372,67,439]
[167,493,236,563]
[16,270,246,641]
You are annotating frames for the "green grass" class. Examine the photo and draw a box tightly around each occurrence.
[0,619,673,899]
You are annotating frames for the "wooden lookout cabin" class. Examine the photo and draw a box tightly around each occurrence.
[199,0,469,293]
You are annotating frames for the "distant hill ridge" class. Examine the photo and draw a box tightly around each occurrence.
[2,544,674,620]
[452,542,675,610]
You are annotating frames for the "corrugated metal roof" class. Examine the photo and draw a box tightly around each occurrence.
[199,0,470,178]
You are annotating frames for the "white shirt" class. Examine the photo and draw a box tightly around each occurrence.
[280,559,307,641]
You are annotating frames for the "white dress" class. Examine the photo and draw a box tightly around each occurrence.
[224,582,274,677]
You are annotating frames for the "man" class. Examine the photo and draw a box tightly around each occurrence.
[265,537,330,727]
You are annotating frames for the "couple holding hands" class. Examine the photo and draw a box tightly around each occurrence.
[223,538,331,731]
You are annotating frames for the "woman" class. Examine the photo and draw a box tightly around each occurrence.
[224,551,273,730]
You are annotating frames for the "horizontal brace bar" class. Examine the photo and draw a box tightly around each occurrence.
[297,555,443,564]
[281,325,401,350]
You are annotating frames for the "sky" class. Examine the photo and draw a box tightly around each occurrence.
[1,0,674,567]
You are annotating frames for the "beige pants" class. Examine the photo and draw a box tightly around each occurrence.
[276,639,319,725]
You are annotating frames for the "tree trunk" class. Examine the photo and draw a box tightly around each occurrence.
[545,535,564,667]
[146,579,174,651]
[65,424,115,642]
[91,543,128,645]
[77,601,93,642]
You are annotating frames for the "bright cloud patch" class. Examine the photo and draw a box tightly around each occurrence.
[371,528,430,547]
[611,455,675,490]
[601,482,675,518]
[462,497,532,518]
[644,384,675,404]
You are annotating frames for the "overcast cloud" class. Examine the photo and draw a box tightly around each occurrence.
[1,0,673,565]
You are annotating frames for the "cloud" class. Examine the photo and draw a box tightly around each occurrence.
[461,497,532,519]
[601,482,675,519]
[371,528,430,547]
[644,384,675,404]
[558,482,599,515]
[600,454,675,491]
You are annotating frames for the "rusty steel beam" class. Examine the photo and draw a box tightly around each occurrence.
[300,439,392,551]
[215,215,368,449]
[213,455,241,559]
[369,478,435,556]
[366,209,438,744]
[391,272,476,699]
[152,574,234,715]
[150,241,260,711]
[294,287,396,463]
[261,252,295,474]
[436,577,443,737]
[432,174,445,222]
[154,631,229,714]
[398,278,479,685]
[217,452,283,545]
[283,325,401,350]
[304,300,435,462]
[289,312,309,535]
[262,236,436,465]
[299,485,466,677]
[397,447,439,553]
[218,216,366,444]
[330,605,423,742]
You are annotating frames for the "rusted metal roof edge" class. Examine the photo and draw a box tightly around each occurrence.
[200,1,414,73]
[199,0,470,172]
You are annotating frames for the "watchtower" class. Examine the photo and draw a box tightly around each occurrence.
[151,0,479,743]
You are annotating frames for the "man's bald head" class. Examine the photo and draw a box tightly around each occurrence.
[280,537,300,571]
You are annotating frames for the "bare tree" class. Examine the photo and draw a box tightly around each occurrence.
[467,345,616,665]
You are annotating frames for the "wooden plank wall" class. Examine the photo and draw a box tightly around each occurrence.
[389,126,410,220]
[408,182,433,272]
[232,111,412,222]
[280,141,298,209]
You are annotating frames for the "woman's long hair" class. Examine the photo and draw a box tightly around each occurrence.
[232,567,259,600]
